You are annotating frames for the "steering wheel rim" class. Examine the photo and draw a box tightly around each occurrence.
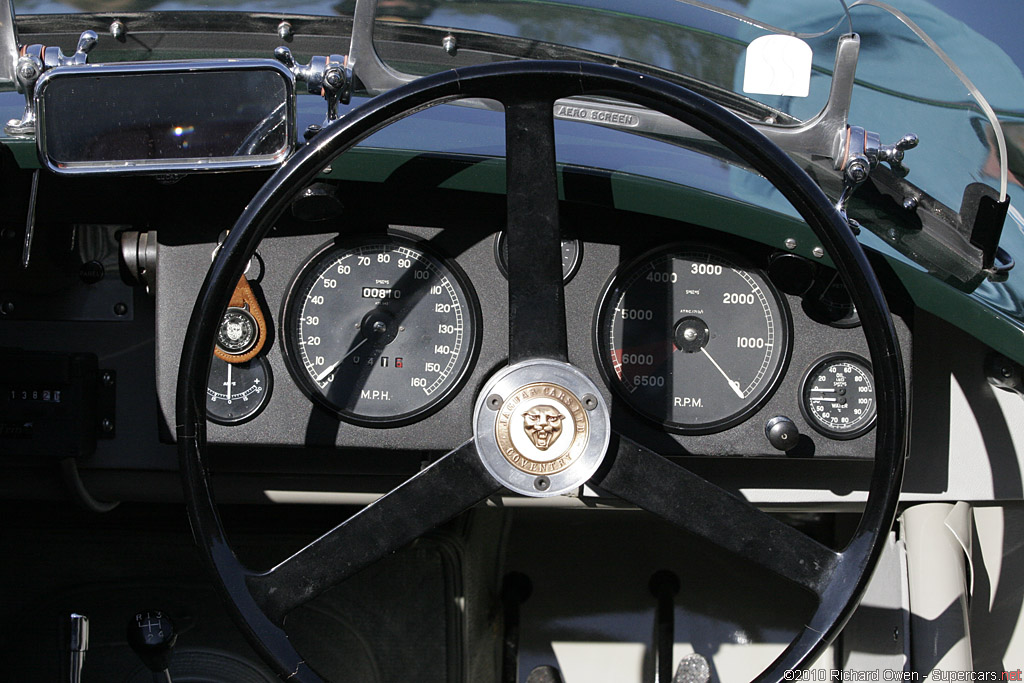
[176,60,907,683]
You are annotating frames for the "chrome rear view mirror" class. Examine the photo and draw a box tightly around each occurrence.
[35,59,295,174]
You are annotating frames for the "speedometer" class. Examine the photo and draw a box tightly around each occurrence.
[282,234,479,426]
[595,246,790,433]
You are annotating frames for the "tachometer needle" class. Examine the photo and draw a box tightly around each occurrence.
[315,337,368,382]
[700,347,745,399]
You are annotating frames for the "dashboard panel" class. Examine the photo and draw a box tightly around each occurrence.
[155,210,911,462]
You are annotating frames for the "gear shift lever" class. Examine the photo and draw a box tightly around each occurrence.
[126,610,177,682]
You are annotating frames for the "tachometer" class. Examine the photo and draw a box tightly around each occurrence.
[282,234,479,426]
[596,247,790,433]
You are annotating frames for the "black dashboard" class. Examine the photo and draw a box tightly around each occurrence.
[153,195,911,463]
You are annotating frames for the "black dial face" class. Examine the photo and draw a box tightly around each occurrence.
[494,231,581,284]
[801,354,876,439]
[206,356,271,425]
[596,247,790,433]
[282,234,479,426]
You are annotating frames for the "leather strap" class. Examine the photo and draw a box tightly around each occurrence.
[214,275,267,363]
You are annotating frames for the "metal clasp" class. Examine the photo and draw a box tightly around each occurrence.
[274,46,351,132]
[834,125,919,223]
[4,30,97,137]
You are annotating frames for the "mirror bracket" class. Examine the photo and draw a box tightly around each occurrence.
[274,46,351,130]
[5,30,96,137]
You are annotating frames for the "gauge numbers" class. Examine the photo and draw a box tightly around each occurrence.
[801,354,876,439]
[596,247,790,433]
[283,235,479,426]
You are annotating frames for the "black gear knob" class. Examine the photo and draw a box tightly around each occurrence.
[126,610,177,674]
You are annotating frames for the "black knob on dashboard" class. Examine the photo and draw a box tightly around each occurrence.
[126,610,177,674]
[765,415,801,452]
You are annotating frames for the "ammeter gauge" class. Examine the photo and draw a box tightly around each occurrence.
[800,354,876,439]
[206,356,271,425]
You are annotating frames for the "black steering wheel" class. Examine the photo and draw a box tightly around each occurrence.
[176,61,907,683]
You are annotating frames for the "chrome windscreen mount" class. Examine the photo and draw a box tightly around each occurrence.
[274,46,352,134]
[4,30,97,137]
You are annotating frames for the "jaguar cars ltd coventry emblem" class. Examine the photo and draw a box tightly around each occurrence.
[494,382,590,475]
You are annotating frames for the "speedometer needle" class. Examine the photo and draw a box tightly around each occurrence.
[700,347,745,399]
[315,337,368,382]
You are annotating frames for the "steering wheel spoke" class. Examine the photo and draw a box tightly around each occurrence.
[503,94,568,363]
[247,440,500,625]
[593,438,841,598]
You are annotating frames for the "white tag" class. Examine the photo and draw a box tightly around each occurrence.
[743,34,813,98]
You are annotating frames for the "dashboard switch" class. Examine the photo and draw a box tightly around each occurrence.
[765,415,800,451]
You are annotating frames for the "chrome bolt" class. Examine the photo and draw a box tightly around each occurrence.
[784,238,797,250]
[902,196,919,211]
[324,67,344,90]
[812,246,825,258]
[102,372,114,386]
[442,34,458,56]
[277,21,293,40]
[846,158,869,184]
[101,418,114,433]
[582,394,598,410]
[109,20,126,39]
[17,62,38,81]
[486,394,503,410]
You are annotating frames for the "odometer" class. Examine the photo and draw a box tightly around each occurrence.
[282,234,479,426]
[596,247,790,433]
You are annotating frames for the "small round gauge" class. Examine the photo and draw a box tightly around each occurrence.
[494,231,581,284]
[801,354,876,439]
[596,246,790,434]
[282,234,480,426]
[206,356,271,425]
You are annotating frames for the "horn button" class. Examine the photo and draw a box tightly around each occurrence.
[474,360,610,497]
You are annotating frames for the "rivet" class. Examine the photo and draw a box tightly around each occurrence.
[486,394,503,410]
[582,394,598,410]
[534,476,550,492]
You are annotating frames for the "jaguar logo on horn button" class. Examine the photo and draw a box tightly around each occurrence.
[494,382,589,475]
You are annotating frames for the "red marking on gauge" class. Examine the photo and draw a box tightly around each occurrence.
[611,343,673,380]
